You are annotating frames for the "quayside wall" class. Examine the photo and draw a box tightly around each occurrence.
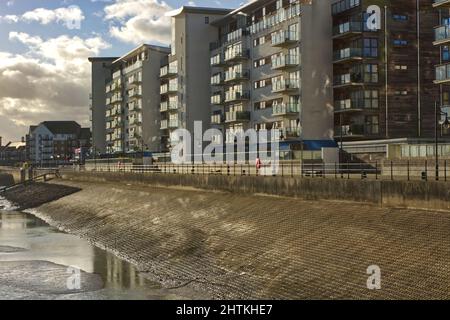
[60,171,450,212]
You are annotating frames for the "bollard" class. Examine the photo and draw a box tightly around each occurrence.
[20,169,26,183]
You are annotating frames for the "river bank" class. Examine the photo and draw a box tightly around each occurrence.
[2,178,450,299]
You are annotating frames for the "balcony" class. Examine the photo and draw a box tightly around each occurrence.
[332,22,363,39]
[211,114,223,125]
[335,124,366,137]
[160,120,168,130]
[271,55,300,70]
[271,31,299,47]
[128,75,142,85]
[128,89,142,98]
[434,24,450,46]
[224,70,250,83]
[225,111,251,123]
[160,65,177,78]
[433,0,450,8]
[435,63,450,84]
[272,103,301,116]
[160,83,178,95]
[129,102,142,112]
[333,73,365,88]
[332,0,361,15]
[130,119,142,127]
[224,49,250,63]
[169,119,180,129]
[225,91,250,103]
[333,48,363,64]
[334,99,366,113]
[211,53,226,67]
[211,94,224,105]
[211,73,225,86]
[272,79,300,93]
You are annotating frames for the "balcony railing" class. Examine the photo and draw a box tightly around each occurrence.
[160,83,178,94]
[334,124,379,137]
[333,73,365,87]
[225,111,251,123]
[224,49,250,62]
[160,65,178,78]
[211,53,226,67]
[332,0,361,15]
[271,31,299,47]
[333,48,363,63]
[211,114,223,124]
[224,70,250,82]
[334,99,366,112]
[169,119,181,129]
[435,24,450,45]
[272,103,301,116]
[211,94,224,105]
[435,63,450,84]
[332,22,363,38]
[225,91,250,103]
[161,120,168,130]
[272,79,300,93]
[271,55,300,70]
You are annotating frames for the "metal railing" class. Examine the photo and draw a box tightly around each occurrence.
[60,160,450,182]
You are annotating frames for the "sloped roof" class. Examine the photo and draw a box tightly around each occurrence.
[41,121,81,135]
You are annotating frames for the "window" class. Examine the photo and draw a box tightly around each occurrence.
[363,64,378,83]
[394,90,408,96]
[366,116,379,135]
[394,65,408,70]
[393,39,408,46]
[393,14,408,21]
[363,38,378,57]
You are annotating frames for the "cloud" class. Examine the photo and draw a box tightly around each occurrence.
[0,6,85,30]
[0,32,110,142]
[104,0,172,45]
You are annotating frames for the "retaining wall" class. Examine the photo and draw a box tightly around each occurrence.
[60,171,450,212]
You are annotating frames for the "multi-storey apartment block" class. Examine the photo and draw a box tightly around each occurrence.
[332,0,439,143]
[104,45,170,154]
[433,0,450,114]
[160,7,232,152]
[209,0,334,157]
[88,57,118,155]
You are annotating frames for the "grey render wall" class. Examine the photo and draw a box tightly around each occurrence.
[90,59,114,154]
[142,48,170,152]
[300,0,334,140]
[185,13,224,136]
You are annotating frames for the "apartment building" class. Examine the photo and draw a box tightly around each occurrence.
[332,0,439,143]
[26,121,91,165]
[208,0,334,158]
[433,0,450,113]
[88,57,118,155]
[104,44,170,154]
[160,7,232,152]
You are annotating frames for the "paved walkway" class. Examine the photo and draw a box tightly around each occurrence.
[19,181,450,299]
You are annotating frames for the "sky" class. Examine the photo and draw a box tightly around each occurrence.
[0,0,249,143]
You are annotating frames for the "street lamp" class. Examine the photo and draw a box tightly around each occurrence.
[434,102,450,181]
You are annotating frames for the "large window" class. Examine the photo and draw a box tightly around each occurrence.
[363,38,378,58]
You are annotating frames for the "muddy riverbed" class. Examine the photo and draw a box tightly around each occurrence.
[0,204,199,300]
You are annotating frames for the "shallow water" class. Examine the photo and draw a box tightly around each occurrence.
[0,209,193,300]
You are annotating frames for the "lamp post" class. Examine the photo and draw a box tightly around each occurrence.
[434,102,450,181]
